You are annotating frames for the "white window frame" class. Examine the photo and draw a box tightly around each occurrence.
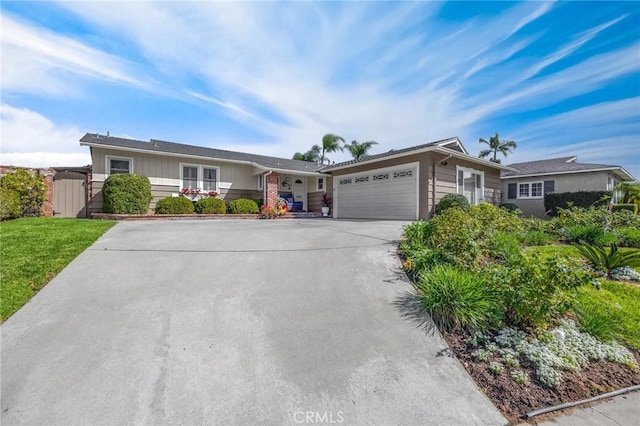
[317,177,325,191]
[517,181,543,199]
[105,155,133,176]
[257,174,264,190]
[456,165,484,205]
[179,163,220,193]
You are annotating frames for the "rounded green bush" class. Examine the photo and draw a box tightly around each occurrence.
[155,196,194,214]
[103,174,152,214]
[0,188,22,220]
[194,197,226,214]
[0,168,46,217]
[436,193,470,214]
[227,198,259,214]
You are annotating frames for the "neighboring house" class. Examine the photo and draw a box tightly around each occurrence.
[80,134,509,220]
[501,156,635,217]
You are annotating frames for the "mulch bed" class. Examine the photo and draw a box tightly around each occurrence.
[443,330,640,424]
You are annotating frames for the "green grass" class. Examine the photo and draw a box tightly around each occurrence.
[576,280,640,350]
[0,218,115,321]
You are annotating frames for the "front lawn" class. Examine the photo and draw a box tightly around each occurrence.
[0,218,115,321]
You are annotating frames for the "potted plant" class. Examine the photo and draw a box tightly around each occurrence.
[321,192,331,217]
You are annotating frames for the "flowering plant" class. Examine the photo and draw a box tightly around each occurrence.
[260,199,288,219]
[180,188,218,198]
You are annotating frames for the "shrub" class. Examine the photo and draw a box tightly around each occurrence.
[563,224,614,245]
[470,202,524,234]
[517,230,556,246]
[612,204,638,214]
[403,247,453,275]
[0,168,47,217]
[545,191,610,217]
[403,220,435,247]
[435,193,470,214]
[575,304,619,342]
[155,196,194,214]
[227,198,259,214]
[487,231,522,265]
[486,256,590,329]
[499,203,521,213]
[102,174,152,214]
[431,207,480,268]
[616,227,640,248]
[574,243,640,273]
[0,188,22,220]
[195,197,226,214]
[415,265,501,332]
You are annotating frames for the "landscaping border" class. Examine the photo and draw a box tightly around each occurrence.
[91,212,324,220]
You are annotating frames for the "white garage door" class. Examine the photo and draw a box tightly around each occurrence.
[334,163,418,220]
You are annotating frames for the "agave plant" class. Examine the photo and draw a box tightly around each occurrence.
[574,243,640,273]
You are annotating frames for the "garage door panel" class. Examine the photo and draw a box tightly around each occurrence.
[335,164,418,220]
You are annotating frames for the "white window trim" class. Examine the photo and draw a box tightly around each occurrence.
[257,174,264,190]
[179,163,220,193]
[456,165,484,205]
[517,181,543,199]
[317,177,325,192]
[105,155,133,176]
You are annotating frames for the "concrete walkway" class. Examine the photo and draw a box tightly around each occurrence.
[1,219,506,425]
[535,390,640,426]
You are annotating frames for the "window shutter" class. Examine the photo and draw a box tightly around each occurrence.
[507,183,517,199]
[544,180,555,194]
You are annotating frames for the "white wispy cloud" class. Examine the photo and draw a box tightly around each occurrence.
[0,104,89,167]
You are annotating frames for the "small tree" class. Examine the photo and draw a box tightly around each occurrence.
[614,181,640,207]
[0,168,47,217]
[478,132,517,164]
[293,145,321,162]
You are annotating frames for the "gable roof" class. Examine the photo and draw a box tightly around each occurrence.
[322,137,512,172]
[502,156,634,180]
[80,133,325,175]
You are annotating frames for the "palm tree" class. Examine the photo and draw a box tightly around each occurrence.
[292,145,321,162]
[346,140,378,161]
[478,132,517,163]
[320,133,345,164]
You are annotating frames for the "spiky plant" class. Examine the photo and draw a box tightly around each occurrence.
[574,243,640,273]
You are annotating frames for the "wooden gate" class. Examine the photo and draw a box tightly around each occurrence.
[53,171,88,218]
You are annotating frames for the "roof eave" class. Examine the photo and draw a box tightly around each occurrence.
[433,147,516,171]
[501,166,635,180]
[80,141,324,175]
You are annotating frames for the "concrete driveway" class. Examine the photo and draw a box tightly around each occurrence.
[1,219,506,425]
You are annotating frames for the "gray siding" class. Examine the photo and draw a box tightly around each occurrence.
[501,170,615,217]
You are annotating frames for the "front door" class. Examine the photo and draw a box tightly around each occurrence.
[292,177,306,210]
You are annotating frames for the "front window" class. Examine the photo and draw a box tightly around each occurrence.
[107,156,132,175]
[182,166,198,189]
[517,182,543,199]
[317,177,325,191]
[203,167,217,191]
[457,166,484,205]
[180,164,219,192]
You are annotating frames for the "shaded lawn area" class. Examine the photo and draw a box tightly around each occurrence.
[525,244,640,350]
[0,218,115,321]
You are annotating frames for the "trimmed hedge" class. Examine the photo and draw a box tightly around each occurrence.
[0,168,47,217]
[103,174,152,214]
[195,197,226,214]
[436,194,470,214]
[612,204,638,214]
[0,188,22,220]
[544,191,610,217]
[155,197,194,214]
[228,198,259,214]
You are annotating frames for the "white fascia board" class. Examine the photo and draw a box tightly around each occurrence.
[324,147,438,172]
[501,167,634,180]
[433,147,516,171]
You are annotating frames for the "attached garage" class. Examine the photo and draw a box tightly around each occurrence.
[333,163,418,220]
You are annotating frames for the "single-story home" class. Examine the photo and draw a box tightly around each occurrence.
[501,156,635,217]
[80,133,511,220]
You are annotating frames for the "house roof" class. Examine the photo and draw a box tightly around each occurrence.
[322,137,512,172]
[79,133,324,175]
[502,156,634,180]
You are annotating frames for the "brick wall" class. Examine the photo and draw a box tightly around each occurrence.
[0,165,54,217]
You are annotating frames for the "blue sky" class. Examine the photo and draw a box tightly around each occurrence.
[1,1,639,178]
